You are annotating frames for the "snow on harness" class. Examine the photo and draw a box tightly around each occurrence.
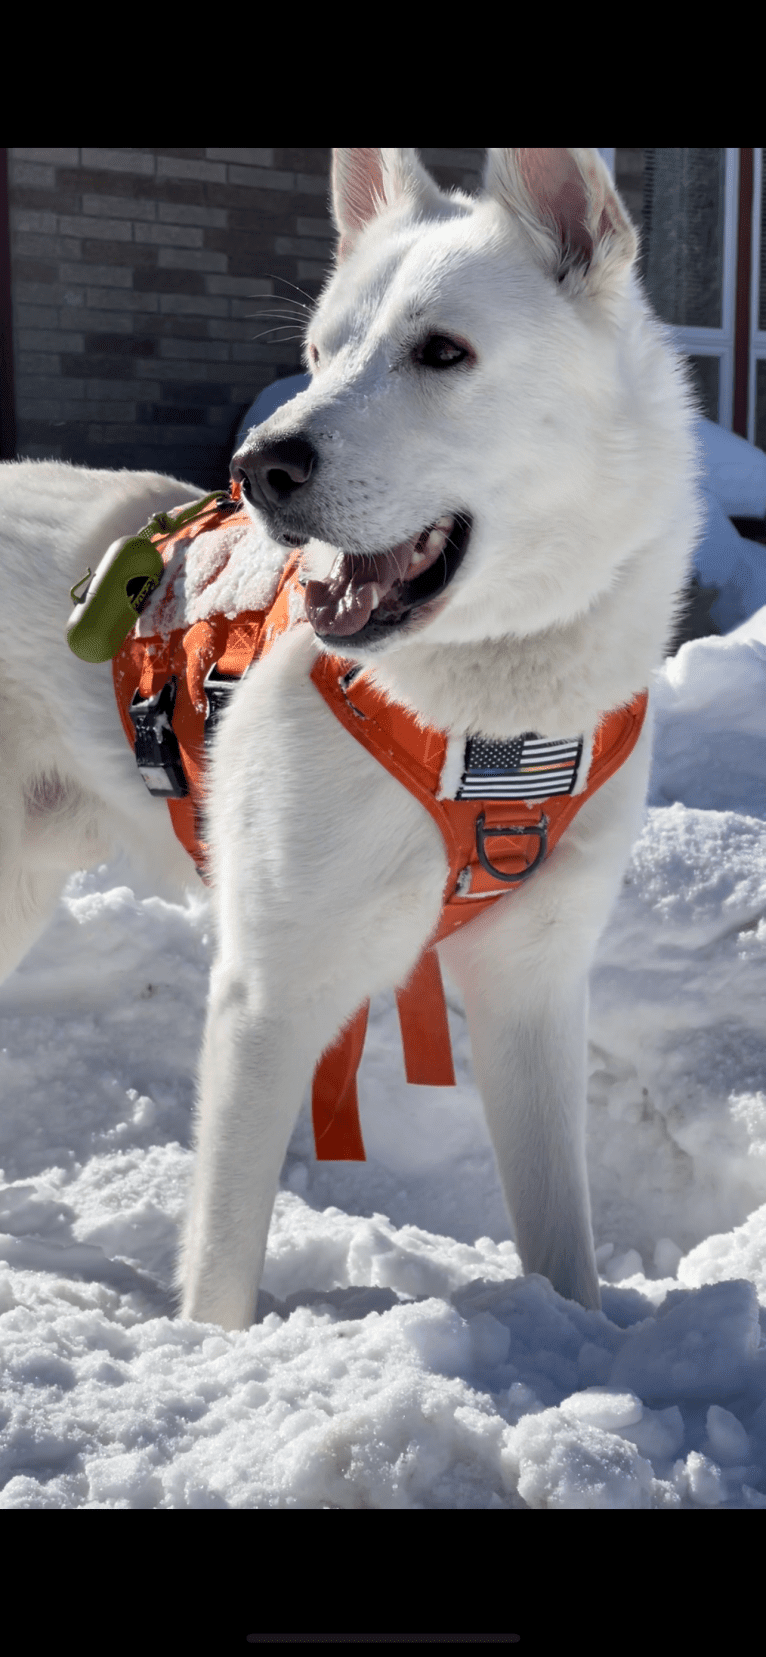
[95,487,647,1162]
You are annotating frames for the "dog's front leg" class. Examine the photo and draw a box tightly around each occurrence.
[456,943,601,1310]
[177,626,450,1330]
[441,737,652,1313]
[178,974,328,1330]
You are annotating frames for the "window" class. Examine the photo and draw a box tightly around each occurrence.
[612,148,766,451]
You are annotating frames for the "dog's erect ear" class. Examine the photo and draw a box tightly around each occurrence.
[483,148,638,295]
[331,148,444,262]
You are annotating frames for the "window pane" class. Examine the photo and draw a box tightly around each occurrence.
[684,354,720,423]
[642,149,725,329]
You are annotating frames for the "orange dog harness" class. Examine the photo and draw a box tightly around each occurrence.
[112,490,647,1160]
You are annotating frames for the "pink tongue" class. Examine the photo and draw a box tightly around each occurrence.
[304,538,419,638]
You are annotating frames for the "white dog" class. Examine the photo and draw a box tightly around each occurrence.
[0,150,700,1330]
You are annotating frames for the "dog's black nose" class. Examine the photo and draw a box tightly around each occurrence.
[231,434,317,510]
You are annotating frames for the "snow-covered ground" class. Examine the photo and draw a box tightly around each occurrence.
[1,421,766,1511]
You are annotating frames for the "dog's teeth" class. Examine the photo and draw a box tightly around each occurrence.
[426,520,452,553]
[369,585,380,609]
[407,516,454,572]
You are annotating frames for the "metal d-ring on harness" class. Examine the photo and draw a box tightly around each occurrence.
[475,810,549,882]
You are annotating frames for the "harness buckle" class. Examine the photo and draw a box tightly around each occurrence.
[202,662,245,751]
[128,677,188,799]
[475,811,548,884]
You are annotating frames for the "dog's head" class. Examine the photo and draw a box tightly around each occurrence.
[231,149,681,661]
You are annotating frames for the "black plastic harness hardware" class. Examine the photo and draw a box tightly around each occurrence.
[202,662,245,750]
[128,677,188,799]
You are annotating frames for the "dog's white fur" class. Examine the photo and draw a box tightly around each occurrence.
[0,150,701,1329]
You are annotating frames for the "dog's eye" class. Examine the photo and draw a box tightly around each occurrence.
[308,343,319,367]
[415,334,470,370]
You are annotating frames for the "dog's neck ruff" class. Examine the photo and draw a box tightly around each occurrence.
[111,492,647,1160]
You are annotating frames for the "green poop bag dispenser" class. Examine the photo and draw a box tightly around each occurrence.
[67,535,165,662]
[66,492,224,663]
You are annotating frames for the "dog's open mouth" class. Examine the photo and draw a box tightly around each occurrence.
[303,513,471,647]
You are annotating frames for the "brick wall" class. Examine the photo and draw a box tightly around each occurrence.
[8,148,485,489]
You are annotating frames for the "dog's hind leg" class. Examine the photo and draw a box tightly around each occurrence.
[0,864,72,985]
[0,762,118,986]
[0,780,72,984]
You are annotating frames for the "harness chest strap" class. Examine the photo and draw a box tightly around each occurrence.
[112,506,648,1163]
[309,651,647,1159]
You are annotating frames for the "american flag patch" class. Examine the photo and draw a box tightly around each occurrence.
[456,732,583,800]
